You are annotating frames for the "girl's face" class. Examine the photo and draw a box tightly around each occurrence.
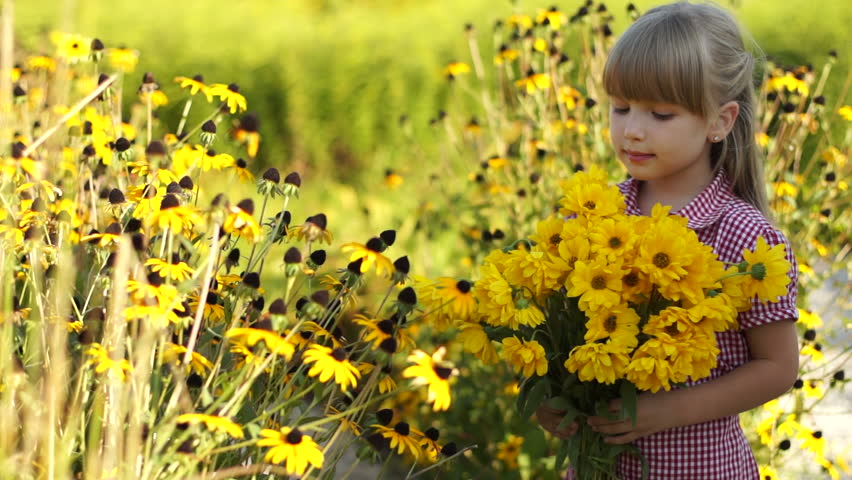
[608,97,715,190]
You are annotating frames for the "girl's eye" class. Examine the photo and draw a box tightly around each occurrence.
[612,107,629,114]
[652,112,674,120]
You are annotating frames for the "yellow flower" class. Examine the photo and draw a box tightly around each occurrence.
[767,71,809,97]
[52,32,91,63]
[373,422,423,459]
[565,342,631,385]
[528,215,566,257]
[403,348,457,411]
[176,413,243,439]
[139,90,169,108]
[292,213,333,245]
[223,200,261,243]
[740,236,792,303]
[341,238,394,277]
[506,14,533,31]
[797,309,823,329]
[802,379,824,398]
[773,181,798,197]
[515,70,551,94]
[501,337,548,377]
[496,434,524,469]
[536,7,567,29]
[755,132,770,148]
[302,344,361,391]
[85,343,132,381]
[162,343,213,376]
[208,83,247,114]
[225,327,295,360]
[146,257,195,282]
[567,256,625,312]
[559,180,625,219]
[107,47,139,72]
[588,215,639,262]
[584,305,640,348]
[503,247,569,297]
[457,322,498,365]
[635,223,694,288]
[624,339,677,392]
[27,55,56,72]
[257,427,324,475]
[442,61,471,78]
[821,146,847,168]
[758,465,779,480]
[796,428,826,456]
[175,75,213,102]
[838,105,852,121]
[494,45,520,65]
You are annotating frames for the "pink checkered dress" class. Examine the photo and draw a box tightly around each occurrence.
[607,171,799,479]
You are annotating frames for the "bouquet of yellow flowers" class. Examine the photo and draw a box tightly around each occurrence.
[472,167,792,479]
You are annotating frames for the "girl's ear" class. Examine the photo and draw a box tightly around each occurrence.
[709,101,739,142]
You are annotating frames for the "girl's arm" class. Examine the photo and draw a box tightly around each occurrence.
[587,319,799,444]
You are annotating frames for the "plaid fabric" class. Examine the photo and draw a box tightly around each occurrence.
[610,171,799,480]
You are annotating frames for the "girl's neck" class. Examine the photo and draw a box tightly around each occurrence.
[636,164,715,215]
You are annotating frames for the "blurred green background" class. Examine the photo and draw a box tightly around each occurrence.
[14,0,850,188]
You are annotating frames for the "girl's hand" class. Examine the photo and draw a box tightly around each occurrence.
[587,393,674,445]
[535,403,579,439]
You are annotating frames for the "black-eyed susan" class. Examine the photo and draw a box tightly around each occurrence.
[292,213,332,245]
[384,169,404,189]
[302,344,360,391]
[496,434,524,469]
[176,413,243,439]
[225,327,294,360]
[536,6,567,29]
[208,83,247,114]
[123,304,184,328]
[353,314,394,350]
[146,194,203,235]
[174,74,213,102]
[51,32,91,63]
[515,69,551,94]
[26,55,56,72]
[341,237,394,277]
[161,343,213,376]
[796,429,826,457]
[566,256,626,312]
[740,236,792,303]
[402,347,456,411]
[85,343,132,381]
[107,47,139,73]
[838,105,852,121]
[372,421,423,460]
[442,61,471,79]
[233,157,254,183]
[145,254,194,282]
[223,199,261,243]
[81,222,123,247]
[127,273,180,309]
[233,112,261,158]
[494,44,520,65]
[257,427,323,475]
[506,14,533,31]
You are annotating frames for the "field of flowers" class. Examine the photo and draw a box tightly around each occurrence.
[1,0,849,479]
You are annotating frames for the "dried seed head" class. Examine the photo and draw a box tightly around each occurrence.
[269,298,287,315]
[114,137,131,152]
[91,38,105,51]
[284,172,302,187]
[380,229,396,246]
[284,247,302,264]
[262,167,281,183]
[201,120,217,134]
[242,272,260,289]
[236,198,254,215]
[179,176,194,190]
[309,249,326,266]
[146,140,167,156]
[393,256,410,274]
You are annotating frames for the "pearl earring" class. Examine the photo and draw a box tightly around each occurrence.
[713,136,720,142]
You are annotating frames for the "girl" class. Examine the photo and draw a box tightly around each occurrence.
[536,2,800,479]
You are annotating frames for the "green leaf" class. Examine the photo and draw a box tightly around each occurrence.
[619,381,638,427]
[518,377,550,419]
[554,440,572,472]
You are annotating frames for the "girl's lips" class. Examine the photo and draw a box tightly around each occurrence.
[625,150,655,163]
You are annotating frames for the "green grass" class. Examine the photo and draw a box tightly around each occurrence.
[14,0,849,185]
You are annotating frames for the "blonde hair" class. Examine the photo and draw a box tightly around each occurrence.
[603,2,769,216]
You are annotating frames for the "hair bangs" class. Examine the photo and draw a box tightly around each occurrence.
[603,8,710,116]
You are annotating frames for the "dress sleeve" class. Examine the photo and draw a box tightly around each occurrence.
[736,227,799,330]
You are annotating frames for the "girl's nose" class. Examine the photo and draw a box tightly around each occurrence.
[623,114,645,141]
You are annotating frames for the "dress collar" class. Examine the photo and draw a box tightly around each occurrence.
[620,169,735,230]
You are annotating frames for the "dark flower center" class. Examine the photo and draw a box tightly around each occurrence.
[609,237,622,248]
[394,422,410,436]
[456,280,472,293]
[285,429,303,444]
[664,323,680,336]
[434,365,453,380]
[331,348,347,362]
[583,200,596,210]
[550,234,561,245]
[653,252,670,268]
[623,272,639,287]
[604,315,617,332]
[591,276,607,290]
